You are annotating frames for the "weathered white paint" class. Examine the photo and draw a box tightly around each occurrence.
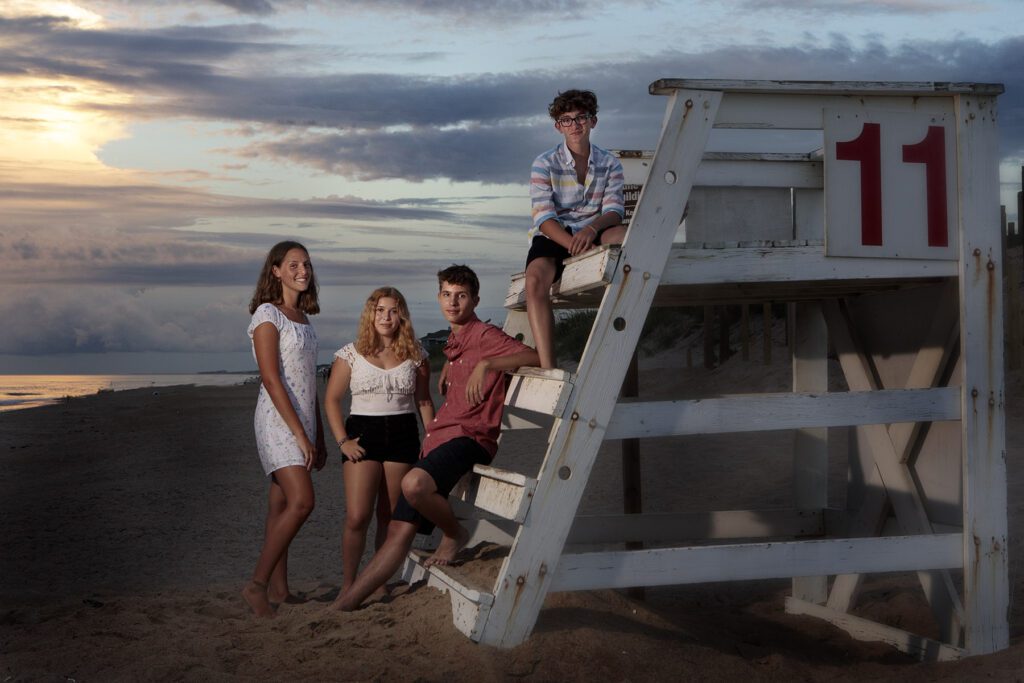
[605,387,960,439]
[449,464,538,523]
[955,94,1010,655]
[785,598,965,661]
[551,533,962,591]
[504,368,574,417]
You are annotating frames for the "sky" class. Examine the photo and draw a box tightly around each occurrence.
[1,0,1022,374]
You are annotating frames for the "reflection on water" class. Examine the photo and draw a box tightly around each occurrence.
[0,374,256,413]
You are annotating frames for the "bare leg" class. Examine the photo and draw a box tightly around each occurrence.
[401,469,469,568]
[243,466,315,618]
[525,257,558,369]
[600,225,627,246]
[331,520,418,611]
[341,459,383,595]
[375,461,413,548]
[265,480,293,603]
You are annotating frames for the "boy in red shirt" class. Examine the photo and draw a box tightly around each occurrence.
[333,264,538,610]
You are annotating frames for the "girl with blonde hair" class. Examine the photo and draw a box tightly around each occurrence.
[325,286,434,598]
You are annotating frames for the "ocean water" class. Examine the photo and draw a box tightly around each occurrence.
[0,373,257,413]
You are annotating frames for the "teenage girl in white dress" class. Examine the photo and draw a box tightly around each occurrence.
[324,287,434,597]
[242,241,327,618]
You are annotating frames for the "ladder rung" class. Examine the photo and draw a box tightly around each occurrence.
[505,245,620,310]
[504,368,574,418]
[402,550,494,640]
[450,464,538,523]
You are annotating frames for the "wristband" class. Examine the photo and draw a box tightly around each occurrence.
[337,437,348,447]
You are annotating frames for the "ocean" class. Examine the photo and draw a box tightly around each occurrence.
[0,373,258,413]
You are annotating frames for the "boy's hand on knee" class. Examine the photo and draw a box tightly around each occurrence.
[569,225,597,256]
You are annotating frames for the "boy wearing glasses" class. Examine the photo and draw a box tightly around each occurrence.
[526,89,625,368]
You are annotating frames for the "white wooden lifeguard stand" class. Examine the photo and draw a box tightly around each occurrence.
[402,79,1008,659]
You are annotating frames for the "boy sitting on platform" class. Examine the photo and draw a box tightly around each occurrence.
[332,264,539,611]
[525,89,626,368]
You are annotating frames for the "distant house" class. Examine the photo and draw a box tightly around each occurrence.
[420,329,450,348]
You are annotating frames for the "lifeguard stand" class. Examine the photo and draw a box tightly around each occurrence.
[402,79,1008,659]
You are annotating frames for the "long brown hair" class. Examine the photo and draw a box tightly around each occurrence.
[354,287,421,361]
[248,240,320,315]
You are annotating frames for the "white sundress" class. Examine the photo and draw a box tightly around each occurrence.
[248,303,319,475]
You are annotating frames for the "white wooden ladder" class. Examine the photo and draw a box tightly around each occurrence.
[400,79,1008,658]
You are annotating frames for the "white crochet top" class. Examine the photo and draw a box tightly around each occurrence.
[334,342,426,415]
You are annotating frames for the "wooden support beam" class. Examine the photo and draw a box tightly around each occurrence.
[792,301,828,604]
[785,598,965,661]
[504,368,574,417]
[955,93,1010,655]
[606,387,960,439]
[551,533,963,592]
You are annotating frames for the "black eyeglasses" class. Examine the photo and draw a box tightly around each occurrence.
[555,114,593,128]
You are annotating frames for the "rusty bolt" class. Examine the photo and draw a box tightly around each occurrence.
[539,563,548,576]
[623,264,631,274]
[973,248,981,256]
[516,575,525,586]
[685,99,693,108]
[987,260,995,271]
[588,418,597,428]
[643,271,651,280]
[571,411,579,421]
[972,388,979,398]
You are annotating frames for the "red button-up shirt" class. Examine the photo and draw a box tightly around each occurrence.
[420,315,530,462]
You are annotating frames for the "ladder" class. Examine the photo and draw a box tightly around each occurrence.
[400,79,1008,658]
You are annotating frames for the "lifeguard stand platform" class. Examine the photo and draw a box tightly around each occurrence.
[402,79,1008,659]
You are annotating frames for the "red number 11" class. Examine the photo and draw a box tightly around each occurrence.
[836,123,948,248]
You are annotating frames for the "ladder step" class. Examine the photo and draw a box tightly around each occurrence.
[505,245,620,310]
[450,464,538,523]
[504,367,574,418]
[401,549,494,641]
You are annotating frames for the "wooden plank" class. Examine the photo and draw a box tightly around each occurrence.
[401,550,494,641]
[567,509,825,545]
[505,246,619,309]
[551,533,963,591]
[503,368,573,416]
[696,158,822,188]
[955,93,1010,655]
[500,406,552,431]
[449,465,537,523]
[605,387,961,439]
[662,245,957,286]
[714,94,957,131]
[479,89,724,648]
[649,79,1004,97]
[792,301,828,604]
[785,598,965,661]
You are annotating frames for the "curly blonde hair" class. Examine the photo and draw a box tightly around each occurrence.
[354,287,421,361]
[248,240,320,315]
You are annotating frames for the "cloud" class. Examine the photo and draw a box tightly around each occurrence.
[736,0,980,13]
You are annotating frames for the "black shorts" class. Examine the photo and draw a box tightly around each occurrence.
[343,413,420,465]
[391,437,490,535]
[525,227,573,283]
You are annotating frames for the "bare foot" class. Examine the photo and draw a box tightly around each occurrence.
[269,591,303,605]
[242,580,275,618]
[423,525,469,568]
[328,591,357,612]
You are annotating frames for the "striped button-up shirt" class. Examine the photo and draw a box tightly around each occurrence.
[529,142,625,241]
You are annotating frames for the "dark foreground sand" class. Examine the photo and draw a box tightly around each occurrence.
[2,349,1023,681]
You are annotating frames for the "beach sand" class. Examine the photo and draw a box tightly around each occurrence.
[2,345,1024,681]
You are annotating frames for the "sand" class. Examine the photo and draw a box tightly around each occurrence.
[2,346,1024,681]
